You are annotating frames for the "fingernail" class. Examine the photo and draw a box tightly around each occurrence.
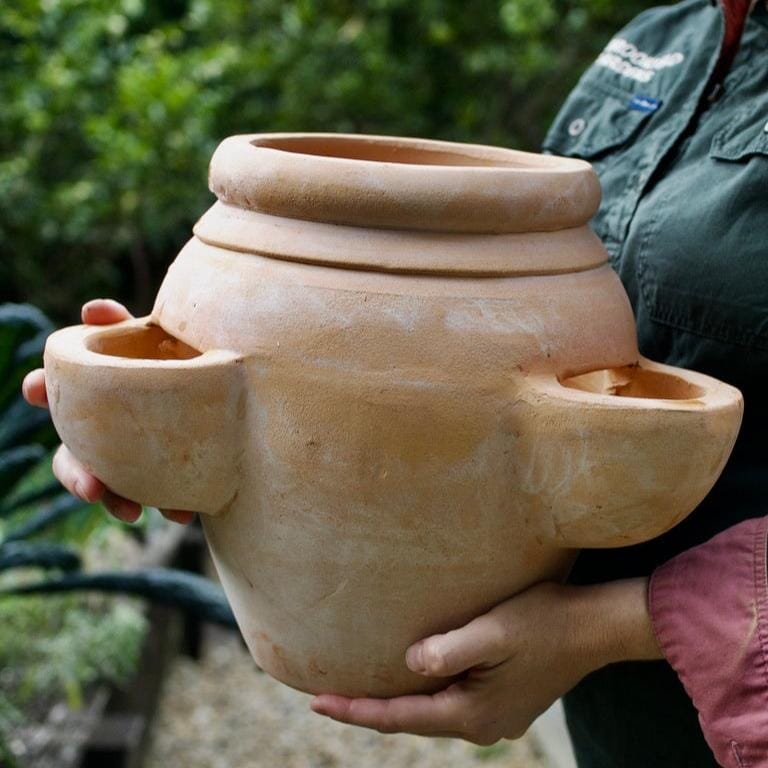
[406,642,425,673]
[104,494,141,523]
[74,481,85,500]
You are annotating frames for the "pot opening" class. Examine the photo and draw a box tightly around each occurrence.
[561,365,705,400]
[87,324,201,361]
[252,135,522,168]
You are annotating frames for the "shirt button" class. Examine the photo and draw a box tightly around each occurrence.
[568,118,587,137]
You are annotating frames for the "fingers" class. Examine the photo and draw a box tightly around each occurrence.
[160,509,196,525]
[22,299,130,409]
[50,447,192,524]
[406,612,510,677]
[81,299,132,325]
[103,490,143,523]
[52,445,143,523]
[37,298,169,526]
[52,445,107,503]
[22,369,48,408]
[311,687,466,737]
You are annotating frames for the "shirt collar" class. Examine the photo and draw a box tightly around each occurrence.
[710,0,764,11]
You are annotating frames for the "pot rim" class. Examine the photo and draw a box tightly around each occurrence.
[207,132,601,236]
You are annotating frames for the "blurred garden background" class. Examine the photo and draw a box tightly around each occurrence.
[1,0,655,322]
[0,1,655,766]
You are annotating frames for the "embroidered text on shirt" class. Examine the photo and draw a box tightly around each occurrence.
[596,37,685,83]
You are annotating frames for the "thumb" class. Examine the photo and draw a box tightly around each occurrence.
[406,612,510,678]
[81,299,133,325]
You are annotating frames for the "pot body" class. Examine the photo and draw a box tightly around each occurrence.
[156,238,639,696]
[44,134,743,697]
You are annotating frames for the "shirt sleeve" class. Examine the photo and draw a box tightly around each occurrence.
[649,515,768,767]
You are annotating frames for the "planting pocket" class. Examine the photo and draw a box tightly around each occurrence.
[44,318,246,514]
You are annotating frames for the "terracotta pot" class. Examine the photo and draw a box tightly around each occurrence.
[44,134,743,697]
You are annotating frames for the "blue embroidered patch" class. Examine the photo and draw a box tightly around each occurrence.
[628,94,661,113]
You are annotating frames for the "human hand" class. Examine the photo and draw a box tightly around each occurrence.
[21,298,195,525]
[311,578,661,744]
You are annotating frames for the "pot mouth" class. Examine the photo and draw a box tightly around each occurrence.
[207,133,601,236]
[86,323,201,361]
[251,134,561,169]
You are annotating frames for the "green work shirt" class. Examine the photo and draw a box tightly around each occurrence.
[541,1,768,765]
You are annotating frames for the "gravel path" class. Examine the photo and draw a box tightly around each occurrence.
[145,632,546,768]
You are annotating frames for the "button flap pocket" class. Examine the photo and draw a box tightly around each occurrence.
[543,79,656,159]
[710,109,768,161]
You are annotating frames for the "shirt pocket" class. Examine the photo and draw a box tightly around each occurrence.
[542,78,655,162]
[543,77,657,253]
[709,108,768,162]
[636,108,768,353]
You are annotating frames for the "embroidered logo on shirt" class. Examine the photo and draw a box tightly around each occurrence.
[628,95,662,113]
[596,37,685,83]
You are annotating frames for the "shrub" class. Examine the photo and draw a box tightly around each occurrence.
[0,303,234,764]
[1,0,651,318]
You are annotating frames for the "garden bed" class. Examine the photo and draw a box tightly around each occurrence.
[4,521,208,768]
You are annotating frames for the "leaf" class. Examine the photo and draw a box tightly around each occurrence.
[13,328,49,369]
[3,568,237,627]
[2,494,85,543]
[0,395,53,452]
[0,478,63,518]
[0,304,52,412]
[63,675,83,711]
[0,304,52,338]
[0,541,81,572]
[0,444,46,498]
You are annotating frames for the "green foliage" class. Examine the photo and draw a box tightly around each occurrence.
[0,303,147,758]
[3,494,85,542]
[0,304,52,417]
[0,301,234,761]
[0,593,147,712]
[0,0,653,319]
[475,741,511,761]
[0,477,61,518]
[0,303,86,540]
[6,567,237,627]
[0,445,46,499]
[0,541,80,572]
[0,697,22,768]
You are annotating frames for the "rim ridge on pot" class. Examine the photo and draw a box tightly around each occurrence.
[194,133,606,277]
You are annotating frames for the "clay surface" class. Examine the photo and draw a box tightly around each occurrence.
[44,134,743,697]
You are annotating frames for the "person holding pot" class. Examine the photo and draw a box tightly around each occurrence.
[22,0,768,765]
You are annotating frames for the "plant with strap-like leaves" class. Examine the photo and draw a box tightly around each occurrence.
[0,303,237,621]
[0,303,236,765]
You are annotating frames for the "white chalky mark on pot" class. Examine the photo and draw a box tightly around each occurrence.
[444,298,547,339]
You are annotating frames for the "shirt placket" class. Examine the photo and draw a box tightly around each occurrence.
[607,8,725,265]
